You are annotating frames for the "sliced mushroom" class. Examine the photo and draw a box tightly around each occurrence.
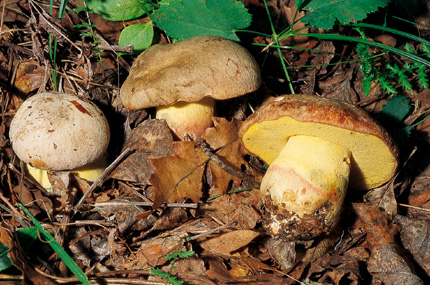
[241,94,399,240]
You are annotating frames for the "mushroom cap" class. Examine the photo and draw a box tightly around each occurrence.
[240,94,399,191]
[9,92,110,171]
[120,36,261,110]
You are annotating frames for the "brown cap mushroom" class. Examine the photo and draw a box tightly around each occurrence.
[9,92,110,187]
[240,94,399,240]
[120,35,261,140]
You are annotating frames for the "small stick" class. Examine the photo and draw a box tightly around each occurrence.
[93,201,199,209]
[75,148,132,208]
[188,221,238,241]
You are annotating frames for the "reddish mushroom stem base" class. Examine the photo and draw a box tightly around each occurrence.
[156,97,215,141]
[260,135,351,240]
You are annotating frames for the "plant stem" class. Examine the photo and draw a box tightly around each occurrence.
[262,0,294,94]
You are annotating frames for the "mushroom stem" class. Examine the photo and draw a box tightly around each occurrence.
[156,97,215,140]
[26,155,108,191]
[260,135,351,239]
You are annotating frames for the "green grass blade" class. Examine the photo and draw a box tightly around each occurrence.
[297,33,430,68]
[262,0,294,93]
[19,204,91,285]
[351,22,430,46]
[58,0,68,19]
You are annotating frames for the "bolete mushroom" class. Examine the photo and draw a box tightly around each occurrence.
[120,35,261,140]
[240,94,399,240]
[9,92,110,189]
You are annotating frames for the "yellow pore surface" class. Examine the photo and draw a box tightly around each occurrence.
[242,116,397,190]
[261,135,351,217]
[156,97,215,140]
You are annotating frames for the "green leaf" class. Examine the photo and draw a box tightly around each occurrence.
[118,22,154,53]
[152,0,252,41]
[299,0,391,29]
[0,227,38,272]
[381,95,411,123]
[165,250,194,261]
[0,242,13,271]
[19,204,91,285]
[87,0,154,21]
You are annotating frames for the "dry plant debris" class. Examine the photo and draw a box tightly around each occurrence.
[1,0,430,284]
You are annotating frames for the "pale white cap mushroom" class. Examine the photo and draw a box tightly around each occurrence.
[120,35,261,140]
[9,92,110,171]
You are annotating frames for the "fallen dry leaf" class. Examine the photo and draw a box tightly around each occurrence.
[199,188,261,230]
[352,203,398,249]
[110,119,174,183]
[201,230,259,257]
[150,141,208,209]
[13,60,45,94]
[368,243,423,284]
[134,234,185,268]
[394,214,430,276]
[364,180,398,216]
[202,117,261,193]
[354,204,423,284]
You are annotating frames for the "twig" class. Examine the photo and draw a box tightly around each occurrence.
[93,201,199,209]
[188,221,238,241]
[75,148,132,208]
[196,139,245,179]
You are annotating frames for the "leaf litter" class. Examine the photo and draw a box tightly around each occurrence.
[1,0,430,284]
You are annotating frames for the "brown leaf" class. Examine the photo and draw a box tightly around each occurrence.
[320,66,360,104]
[364,181,398,216]
[202,118,260,193]
[207,259,232,282]
[13,185,52,217]
[394,215,430,276]
[203,117,241,150]
[13,60,45,94]
[135,234,184,268]
[110,119,174,183]
[201,230,259,257]
[199,189,261,229]
[150,141,208,209]
[206,160,241,195]
[368,243,423,285]
[352,203,398,250]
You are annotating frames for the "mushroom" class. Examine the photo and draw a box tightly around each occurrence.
[240,94,399,240]
[120,35,261,140]
[9,92,110,189]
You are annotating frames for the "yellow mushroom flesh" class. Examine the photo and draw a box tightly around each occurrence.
[260,135,351,239]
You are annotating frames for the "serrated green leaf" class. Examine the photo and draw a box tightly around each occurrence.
[87,0,154,21]
[299,0,391,29]
[118,22,154,53]
[152,0,252,41]
[381,95,411,123]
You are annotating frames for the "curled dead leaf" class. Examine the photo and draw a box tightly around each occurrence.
[110,119,174,183]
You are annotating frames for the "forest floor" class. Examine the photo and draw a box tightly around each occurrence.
[1,0,430,284]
